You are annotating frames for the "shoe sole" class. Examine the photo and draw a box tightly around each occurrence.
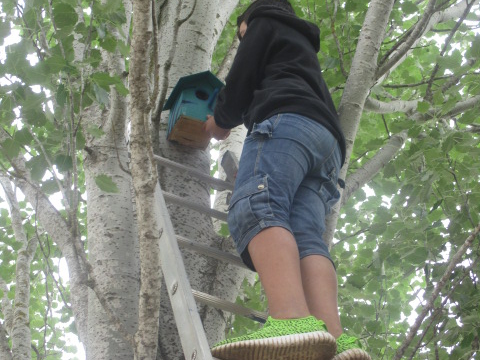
[211,331,336,360]
[332,348,372,360]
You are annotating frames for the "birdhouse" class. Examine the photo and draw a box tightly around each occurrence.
[163,71,224,149]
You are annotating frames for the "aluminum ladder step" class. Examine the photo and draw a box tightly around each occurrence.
[154,152,267,360]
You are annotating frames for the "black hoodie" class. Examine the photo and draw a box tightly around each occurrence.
[214,5,346,166]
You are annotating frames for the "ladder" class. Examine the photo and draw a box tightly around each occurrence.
[153,153,268,360]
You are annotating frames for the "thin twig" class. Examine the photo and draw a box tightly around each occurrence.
[330,0,348,78]
[425,0,475,101]
[393,223,480,360]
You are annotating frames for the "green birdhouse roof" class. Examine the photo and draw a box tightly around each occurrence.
[163,71,225,110]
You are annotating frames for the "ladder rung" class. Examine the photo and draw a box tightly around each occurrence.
[177,235,248,269]
[163,191,228,221]
[155,154,234,191]
[192,290,267,324]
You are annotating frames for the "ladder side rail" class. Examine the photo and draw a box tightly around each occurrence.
[176,235,247,269]
[163,191,228,222]
[154,154,234,191]
[154,183,214,360]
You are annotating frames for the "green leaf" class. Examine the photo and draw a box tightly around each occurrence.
[416,101,429,114]
[26,156,48,181]
[52,3,78,28]
[41,179,61,195]
[218,223,230,237]
[401,2,418,14]
[1,138,21,158]
[54,154,73,172]
[85,125,105,138]
[93,83,109,106]
[56,84,67,107]
[370,222,387,235]
[94,174,119,193]
[466,35,480,60]
[13,128,34,146]
[91,72,128,96]
[0,19,10,45]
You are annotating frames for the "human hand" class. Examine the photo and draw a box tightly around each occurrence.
[204,115,231,141]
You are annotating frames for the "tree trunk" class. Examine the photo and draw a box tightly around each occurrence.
[324,0,396,247]
[83,98,140,360]
[0,176,38,360]
[153,1,240,357]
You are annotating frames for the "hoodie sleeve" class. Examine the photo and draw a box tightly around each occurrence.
[214,18,273,129]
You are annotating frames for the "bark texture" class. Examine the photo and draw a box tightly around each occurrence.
[83,98,139,360]
[129,0,163,359]
[0,176,38,360]
[324,0,396,247]
[153,1,241,357]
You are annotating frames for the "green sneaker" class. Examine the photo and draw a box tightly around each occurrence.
[332,333,371,360]
[211,316,336,360]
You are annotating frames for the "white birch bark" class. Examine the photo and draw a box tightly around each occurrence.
[77,0,140,356]
[129,1,163,359]
[324,0,396,247]
[154,0,240,357]
[364,97,419,114]
[340,131,408,205]
[0,322,12,360]
[0,278,13,335]
[0,176,38,360]
[83,99,139,360]
[0,253,13,360]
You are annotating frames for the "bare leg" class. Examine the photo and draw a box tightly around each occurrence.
[248,227,311,319]
[300,255,342,338]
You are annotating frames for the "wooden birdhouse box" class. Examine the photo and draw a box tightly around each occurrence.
[163,71,224,149]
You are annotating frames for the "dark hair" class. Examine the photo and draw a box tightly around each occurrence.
[236,0,295,28]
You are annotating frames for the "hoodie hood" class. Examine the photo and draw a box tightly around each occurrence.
[248,5,320,52]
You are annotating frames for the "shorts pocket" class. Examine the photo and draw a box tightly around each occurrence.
[318,168,340,214]
[227,174,273,238]
[250,120,273,139]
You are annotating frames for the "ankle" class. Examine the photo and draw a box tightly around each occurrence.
[269,310,311,320]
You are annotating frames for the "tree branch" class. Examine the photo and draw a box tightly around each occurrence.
[364,97,419,114]
[0,147,89,343]
[409,256,479,358]
[26,127,70,209]
[0,322,12,360]
[378,0,437,79]
[425,0,476,101]
[216,36,240,81]
[330,0,348,78]
[341,131,407,206]
[376,0,479,84]
[393,223,480,360]
[0,278,13,336]
[325,0,396,247]
[412,94,480,121]
[130,0,163,358]
[0,175,38,360]
[153,1,186,124]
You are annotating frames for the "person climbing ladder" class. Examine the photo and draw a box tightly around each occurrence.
[204,1,371,359]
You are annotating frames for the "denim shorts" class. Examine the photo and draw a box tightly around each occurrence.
[227,113,342,271]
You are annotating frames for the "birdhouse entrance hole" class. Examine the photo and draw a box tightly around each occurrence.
[195,90,209,101]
